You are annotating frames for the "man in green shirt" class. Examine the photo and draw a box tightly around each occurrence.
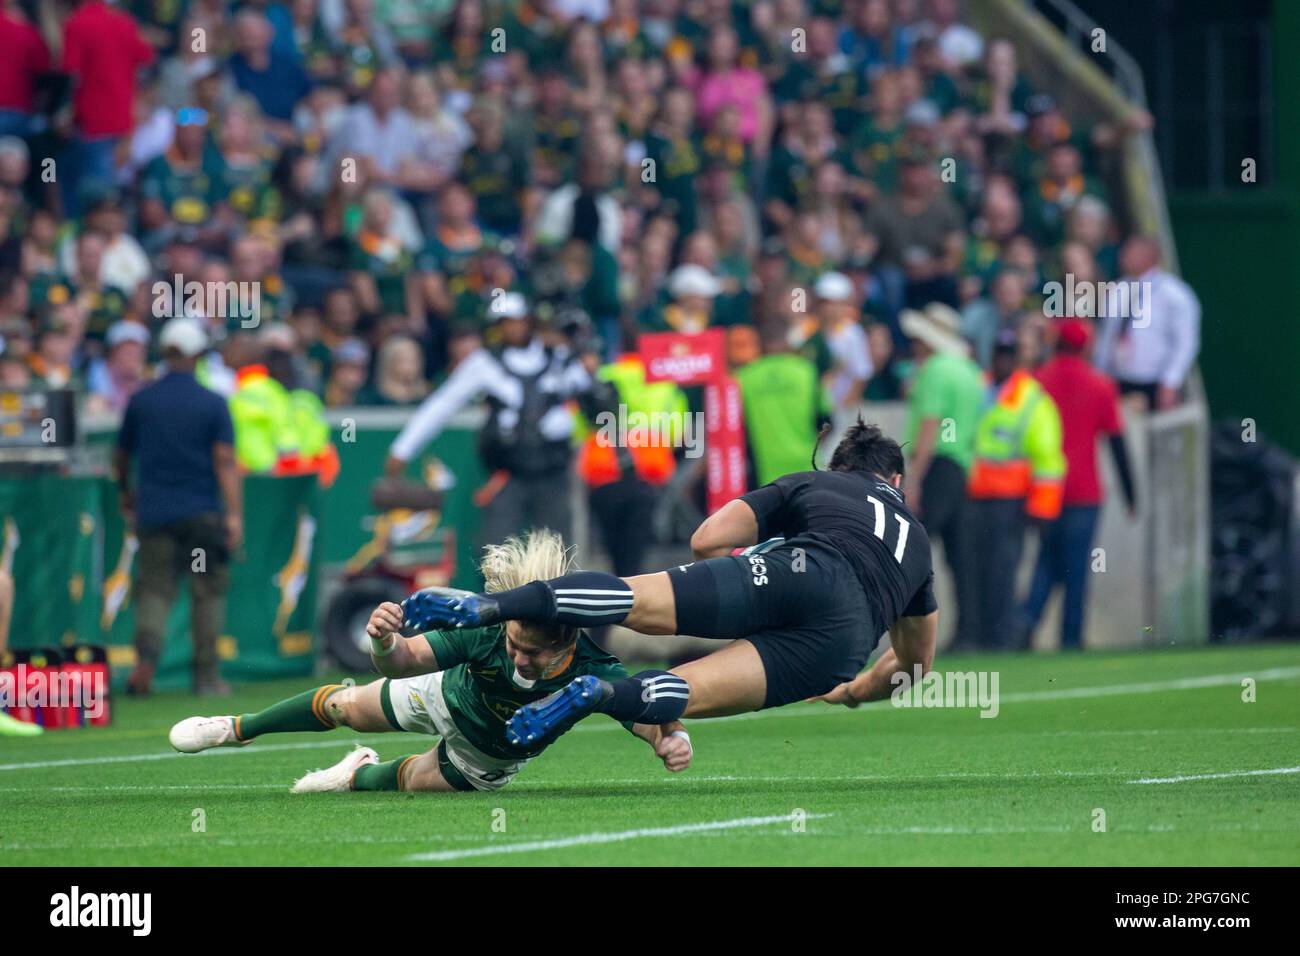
[900,303,985,641]
[734,321,832,485]
[168,531,692,792]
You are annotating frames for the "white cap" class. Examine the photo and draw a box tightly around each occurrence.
[488,291,529,321]
[106,321,150,349]
[814,271,854,302]
[158,316,208,357]
[669,264,722,299]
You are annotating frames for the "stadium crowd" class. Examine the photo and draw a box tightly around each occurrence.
[0,0,1204,659]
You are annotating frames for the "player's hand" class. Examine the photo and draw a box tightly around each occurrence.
[656,732,692,772]
[366,602,404,641]
[809,682,861,708]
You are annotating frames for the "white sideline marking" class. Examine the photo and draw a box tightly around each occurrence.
[1128,766,1300,785]
[996,666,1300,703]
[574,665,1300,732]
[0,735,395,772]
[406,812,831,862]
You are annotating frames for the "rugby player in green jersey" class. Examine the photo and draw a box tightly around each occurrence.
[167,532,693,792]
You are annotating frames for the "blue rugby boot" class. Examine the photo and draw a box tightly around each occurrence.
[399,587,502,635]
[505,675,609,748]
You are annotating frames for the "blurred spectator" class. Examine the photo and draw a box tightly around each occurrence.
[331,66,420,186]
[647,264,720,334]
[229,8,312,136]
[961,266,1029,368]
[323,336,370,407]
[965,328,1064,650]
[578,348,686,576]
[87,320,150,414]
[899,302,984,640]
[0,1,51,139]
[1094,236,1201,410]
[360,333,427,405]
[61,0,156,214]
[734,318,831,485]
[863,320,904,400]
[864,149,964,343]
[115,317,239,697]
[813,271,872,409]
[1019,318,1136,649]
[385,292,606,547]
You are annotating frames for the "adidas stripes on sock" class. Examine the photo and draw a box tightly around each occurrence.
[597,670,691,724]
[493,571,635,628]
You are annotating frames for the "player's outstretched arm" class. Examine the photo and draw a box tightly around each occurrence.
[813,611,938,707]
[367,601,441,678]
[631,720,693,772]
[690,498,760,559]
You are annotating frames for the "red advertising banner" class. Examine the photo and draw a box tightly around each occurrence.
[705,376,748,514]
[639,329,727,386]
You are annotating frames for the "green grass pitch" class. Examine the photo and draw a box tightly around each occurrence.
[2,643,1297,866]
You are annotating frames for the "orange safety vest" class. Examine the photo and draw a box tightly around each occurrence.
[968,370,1066,520]
[576,355,682,489]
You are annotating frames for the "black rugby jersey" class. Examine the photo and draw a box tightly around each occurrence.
[741,470,937,627]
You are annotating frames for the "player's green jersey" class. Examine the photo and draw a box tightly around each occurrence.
[422,625,631,759]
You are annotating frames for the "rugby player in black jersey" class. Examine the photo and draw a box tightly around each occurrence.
[399,420,938,745]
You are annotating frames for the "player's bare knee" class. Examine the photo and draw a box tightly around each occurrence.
[398,752,448,792]
[323,687,357,727]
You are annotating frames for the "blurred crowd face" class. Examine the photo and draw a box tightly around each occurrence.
[992,269,1028,314]
[982,183,1022,240]
[1120,236,1161,278]
[662,87,694,132]
[362,191,394,234]
[867,323,894,369]
[108,339,148,381]
[567,23,603,76]
[1046,144,1082,183]
[369,69,403,115]
[439,184,474,227]
[76,233,106,282]
[0,356,30,388]
[234,12,273,59]
[324,289,359,337]
[707,26,740,71]
[175,116,207,158]
[681,232,719,271]
[379,336,424,389]
[1060,241,1097,285]
[986,40,1018,88]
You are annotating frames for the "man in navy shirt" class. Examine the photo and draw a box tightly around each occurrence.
[227,9,311,132]
[115,317,241,696]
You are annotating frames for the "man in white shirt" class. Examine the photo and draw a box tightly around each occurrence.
[1094,236,1201,410]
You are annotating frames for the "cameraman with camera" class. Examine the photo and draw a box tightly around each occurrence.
[385,292,613,549]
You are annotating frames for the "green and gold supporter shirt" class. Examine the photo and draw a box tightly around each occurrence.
[206,152,277,221]
[140,152,217,227]
[643,132,701,234]
[421,625,632,759]
[459,147,529,236]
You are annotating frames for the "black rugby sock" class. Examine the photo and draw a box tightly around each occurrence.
[597,670,691,724]
[492,571,634,627]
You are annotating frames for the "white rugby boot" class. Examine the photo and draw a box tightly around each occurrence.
[169,716,246,753]
[291,746,379,793]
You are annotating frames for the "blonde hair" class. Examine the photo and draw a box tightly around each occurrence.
[479,530,578,647]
